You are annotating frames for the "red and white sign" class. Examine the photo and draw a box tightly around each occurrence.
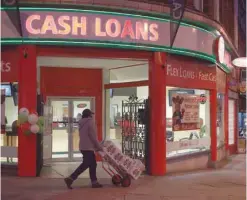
[77,103,87,108]
[172,94,200,131]
[166,55,216,89]
[1,48,19,82]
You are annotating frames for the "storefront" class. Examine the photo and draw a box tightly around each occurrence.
[1,6,237,177]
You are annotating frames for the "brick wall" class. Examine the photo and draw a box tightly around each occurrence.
[219,0,235,42]
[203,0,214,19]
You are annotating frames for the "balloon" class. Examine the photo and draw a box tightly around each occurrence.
[37,123,43,134]
[37,116,44,126]
[18,114,28,124]
[28,114,39,125]
[30,124,40,134]
[29,110,38,116]
[19,107,29,116]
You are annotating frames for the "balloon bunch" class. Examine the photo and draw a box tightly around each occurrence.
[18,107,44,136]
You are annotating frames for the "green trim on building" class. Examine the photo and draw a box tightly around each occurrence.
[1,38,231,73]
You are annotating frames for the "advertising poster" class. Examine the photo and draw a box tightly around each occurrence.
[172,94,200,131]
[1,89,6,134]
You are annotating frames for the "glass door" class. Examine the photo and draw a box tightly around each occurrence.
[50,100,70,161]
[71,99,94,159]
[48,97,95,162]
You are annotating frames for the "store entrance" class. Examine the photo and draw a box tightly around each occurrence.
[46,97,95,162]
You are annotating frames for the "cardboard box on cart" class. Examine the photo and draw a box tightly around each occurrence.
[101,140,145,179]
[128,159,145,180]
[102,141,124,164]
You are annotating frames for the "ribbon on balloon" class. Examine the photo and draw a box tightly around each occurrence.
[18,107,44,136]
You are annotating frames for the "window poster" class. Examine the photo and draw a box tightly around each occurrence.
[172,94,200,131]
[1,89,6,134]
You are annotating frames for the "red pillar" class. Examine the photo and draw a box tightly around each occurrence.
[18,45,37,176]
[234,100,238,153]
[148,52,166,175]
[210,89,217,161]
[224,86,229,151]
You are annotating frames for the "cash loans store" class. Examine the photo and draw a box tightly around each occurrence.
[1,6,237,177]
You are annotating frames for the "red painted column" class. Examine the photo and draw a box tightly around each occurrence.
[224,87,229,151]
[210,89,217,161]
[148,52,166,175]
[234,100,238,153]
[18,45,37,176]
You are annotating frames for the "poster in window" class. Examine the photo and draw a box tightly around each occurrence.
[1,89,6,134]
[172,94,200,131]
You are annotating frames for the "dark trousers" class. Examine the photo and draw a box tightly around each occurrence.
[70,150,97,182]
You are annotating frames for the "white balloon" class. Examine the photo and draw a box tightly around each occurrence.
[28,114,39,125]
[19,107,29,116]
[30,124,40,134]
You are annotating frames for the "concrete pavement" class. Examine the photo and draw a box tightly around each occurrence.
[1,154,246,200]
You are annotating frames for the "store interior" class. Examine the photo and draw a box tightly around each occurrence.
[1,56,214,164]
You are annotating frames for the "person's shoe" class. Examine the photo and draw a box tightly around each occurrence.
[64,177,73,189]
[92,182,103,188]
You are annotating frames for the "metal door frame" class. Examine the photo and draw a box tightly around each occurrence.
[47,96,95,162]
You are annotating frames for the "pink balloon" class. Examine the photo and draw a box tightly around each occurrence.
[28,114,39,125]
[30,124,40,134]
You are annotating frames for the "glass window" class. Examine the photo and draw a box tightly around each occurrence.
[217,93,225,147]
[1,83,18,164]
[105,86,148,151]
[166,87,211,158]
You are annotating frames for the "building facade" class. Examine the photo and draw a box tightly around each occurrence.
[1,0,244,177]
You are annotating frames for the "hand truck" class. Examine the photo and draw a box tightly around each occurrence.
[98,151,132,187]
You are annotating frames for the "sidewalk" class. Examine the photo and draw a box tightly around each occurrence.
[2,154,246,200]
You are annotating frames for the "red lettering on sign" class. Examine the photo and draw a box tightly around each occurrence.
[1,47,19,82]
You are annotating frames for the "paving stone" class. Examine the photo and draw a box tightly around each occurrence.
[1,155,246,200]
